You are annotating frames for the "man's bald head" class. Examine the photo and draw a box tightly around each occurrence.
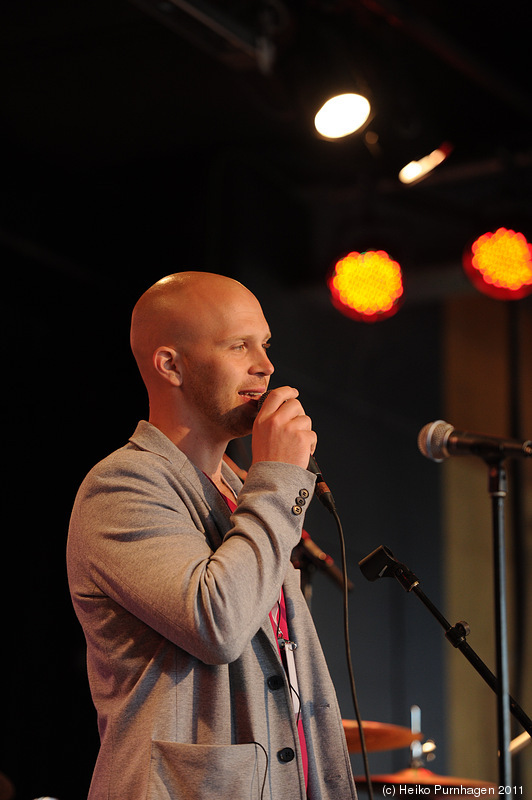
[130,271,260,387]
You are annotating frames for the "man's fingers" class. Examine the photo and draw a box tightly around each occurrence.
[252,386,317,469]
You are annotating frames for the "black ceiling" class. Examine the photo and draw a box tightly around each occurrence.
[2,0,532,292]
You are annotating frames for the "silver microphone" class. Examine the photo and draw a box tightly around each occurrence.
[418,419,532,462]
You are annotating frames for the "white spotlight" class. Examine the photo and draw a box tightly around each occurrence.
[399,143,452,184]
[314,93,371,139]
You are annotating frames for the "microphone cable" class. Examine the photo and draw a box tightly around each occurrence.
[329,502,374,800]
[231,391,374,795]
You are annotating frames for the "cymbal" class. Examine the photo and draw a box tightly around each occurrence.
[342,720,423,753]
[354,767,496,793]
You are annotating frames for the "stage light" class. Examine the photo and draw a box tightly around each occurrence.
[295,26,372,141]
[398,142,452,185]
[328,250,404,322]
[314,92,371,139]
[463,228,532,300]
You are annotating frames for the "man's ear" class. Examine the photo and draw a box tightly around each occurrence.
[153,346,183,386]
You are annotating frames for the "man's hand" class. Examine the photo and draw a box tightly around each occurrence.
[251,386,317,470]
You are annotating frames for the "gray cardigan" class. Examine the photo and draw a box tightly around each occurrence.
[67,421,357,800]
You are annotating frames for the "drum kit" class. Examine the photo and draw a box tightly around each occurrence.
[342,716,499,795]
[1,719,527,798]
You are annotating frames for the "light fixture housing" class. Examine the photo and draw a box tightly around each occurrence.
[294,25,373,142]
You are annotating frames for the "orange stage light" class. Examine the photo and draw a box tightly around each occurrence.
[328,250,404,322]
[463,228,532,300]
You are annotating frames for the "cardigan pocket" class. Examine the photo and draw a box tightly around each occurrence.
[147,740,267,800]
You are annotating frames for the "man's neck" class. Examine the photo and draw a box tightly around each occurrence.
[148,412,228,485]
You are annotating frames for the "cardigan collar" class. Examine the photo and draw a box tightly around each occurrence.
[128,419,243,547]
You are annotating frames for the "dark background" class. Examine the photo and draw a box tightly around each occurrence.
[1,2,531,798]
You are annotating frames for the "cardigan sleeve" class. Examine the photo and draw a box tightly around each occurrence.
[67,446,316,665]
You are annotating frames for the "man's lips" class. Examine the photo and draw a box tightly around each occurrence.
[238,390,266,404]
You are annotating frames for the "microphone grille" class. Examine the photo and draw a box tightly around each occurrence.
[257,390,271,410]
[418,420,453,462]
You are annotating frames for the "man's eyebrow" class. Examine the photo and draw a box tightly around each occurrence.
[218,332,272,344]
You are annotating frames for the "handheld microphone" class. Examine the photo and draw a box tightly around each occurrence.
[258,391,336,512]
[418,419,532,463]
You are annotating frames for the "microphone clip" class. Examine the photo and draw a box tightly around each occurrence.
[359,545,419,592]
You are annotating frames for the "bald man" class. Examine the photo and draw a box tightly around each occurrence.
[67,273,357,800]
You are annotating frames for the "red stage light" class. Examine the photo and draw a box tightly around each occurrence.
[463,228,532,300]
[328,250,404,322]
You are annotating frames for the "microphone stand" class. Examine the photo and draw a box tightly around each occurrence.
[359,545,532,784]
[487,457,512,787]
[292,532,354,608]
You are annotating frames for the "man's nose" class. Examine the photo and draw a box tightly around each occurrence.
[252,349,274,376]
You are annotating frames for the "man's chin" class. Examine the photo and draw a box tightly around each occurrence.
[228,422,254,439]
[228,407,255,438]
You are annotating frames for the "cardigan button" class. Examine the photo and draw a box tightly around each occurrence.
[291,505,303,515]
[267,675,284,691]
[299,488,309,498]
[277,747,295,763]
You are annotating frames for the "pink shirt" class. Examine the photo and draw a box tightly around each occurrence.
[218,486,309,791]
[268,587,309,790]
